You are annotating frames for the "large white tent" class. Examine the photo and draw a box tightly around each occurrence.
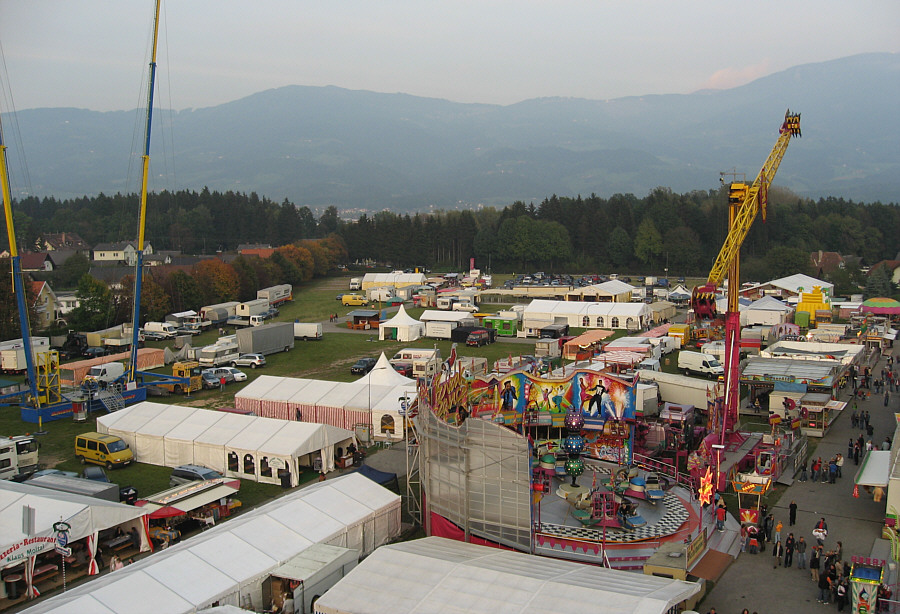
[313,536,701,614]
[523,299,651,331]
[0,481,150,567]
[22,473,402,614]
[378,305,425,342]
[97,403,355,485]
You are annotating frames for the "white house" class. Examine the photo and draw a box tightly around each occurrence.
[92,241,154,266]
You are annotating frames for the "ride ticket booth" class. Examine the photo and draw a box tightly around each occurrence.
[800,394,846,438]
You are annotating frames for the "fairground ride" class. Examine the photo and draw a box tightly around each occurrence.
[691,110,802,452]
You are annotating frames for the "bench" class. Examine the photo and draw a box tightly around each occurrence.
[32,564,58,583]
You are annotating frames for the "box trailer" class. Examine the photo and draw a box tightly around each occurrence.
[27,474,119,502]
[257,284,293,306]
[0,337,52,373]
[198,339,240,367]
[425,321,457,339]
[237,322,295,356]
[236,298,270,318]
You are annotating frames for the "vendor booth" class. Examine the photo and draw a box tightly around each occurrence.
[378,305,424,342]
[136,478,241,540]
[0,481,149,602]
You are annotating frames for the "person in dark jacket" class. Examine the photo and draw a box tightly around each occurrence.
[784,533,796,567]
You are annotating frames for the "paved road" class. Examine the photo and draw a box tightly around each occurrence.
[702,346,898,613]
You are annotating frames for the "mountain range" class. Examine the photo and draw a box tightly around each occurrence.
[5,52,899,212]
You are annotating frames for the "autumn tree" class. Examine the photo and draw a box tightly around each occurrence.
[70,273,114,331]
[193,259,240,305]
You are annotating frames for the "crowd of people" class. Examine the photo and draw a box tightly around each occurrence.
[705,351,898,614]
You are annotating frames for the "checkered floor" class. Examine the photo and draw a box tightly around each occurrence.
[539,493,689,543]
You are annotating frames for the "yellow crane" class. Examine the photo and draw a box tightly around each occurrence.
[691,110,801,443]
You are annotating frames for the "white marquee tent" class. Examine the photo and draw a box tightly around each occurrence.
[22,473,402,614]
[97,403,355,485]
[313,536,701,614]
[378,305,425,342]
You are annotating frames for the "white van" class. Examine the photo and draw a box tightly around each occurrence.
[85,362,126,385]
[677,351,724,379]
[391,348,441,363]
[143,321,178,339]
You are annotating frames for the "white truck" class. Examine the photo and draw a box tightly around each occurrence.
[366,287,394,302]
[0,435,39,480]
[637,369,724,410]
[293,322,323,341]
[227,299,275,327]
[349,277,362,291]
[143,321,179,339]
[677,350,725,379]
[199,338,240,367]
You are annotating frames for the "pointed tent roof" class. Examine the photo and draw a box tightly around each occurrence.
[380,304,421,327]
[355,353,415,386]
[667,284,691,298]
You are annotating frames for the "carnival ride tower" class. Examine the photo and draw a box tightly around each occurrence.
[691,111,801,448]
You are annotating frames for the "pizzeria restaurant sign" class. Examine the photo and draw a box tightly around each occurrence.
[2,535,55,565]
[743,373,832,386]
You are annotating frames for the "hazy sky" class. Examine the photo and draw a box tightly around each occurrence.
[2,0,898,112]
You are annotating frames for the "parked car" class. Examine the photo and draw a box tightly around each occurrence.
[201,371,222,389]
[169,464,224,487]
[341,294,367,306]
[201,367,235,384]
[221,366,247,382]
[351,357,377,374]
[81,466,138,504]
[233,353,266,368]
[82,347,109,359]
[142,330,168,341]
[392,362,413,377]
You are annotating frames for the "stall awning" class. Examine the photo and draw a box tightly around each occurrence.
[855,450,891,488]
[135,478,240,519]
[689,549,734,582]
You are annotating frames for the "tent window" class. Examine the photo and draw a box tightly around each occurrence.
[260,456,272,478]
[228,451,239,472]
[626,317,634,327]
[243,454,255,475]
[597,316,604,327]
[381,414,395,434]
[611,317,619,328]
[582,316,589,327]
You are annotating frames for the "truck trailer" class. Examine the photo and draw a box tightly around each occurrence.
[257,284,293,306]
[293,322,323,341]
[0,337,52,374]
[200,302,240,326]
[237,322,294,356]
[236,299,270,318]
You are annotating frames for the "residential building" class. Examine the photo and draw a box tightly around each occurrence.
[92,241,154,266]
[30,280,58,329]
[36,232,91,254]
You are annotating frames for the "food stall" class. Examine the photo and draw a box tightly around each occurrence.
[134,478,241,546]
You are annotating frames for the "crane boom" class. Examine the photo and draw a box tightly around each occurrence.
[706,111,801,286]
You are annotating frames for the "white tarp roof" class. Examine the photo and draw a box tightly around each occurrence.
[855,450,891,488]
[525,299,650,318]
[747,296,793,312]
[0,481,147,567]
[97,403,354,485]
[313,537,701,614]
[23,474,401,614]
[380,304,420,327]
[235,375,285,402]
[419,310,474,323]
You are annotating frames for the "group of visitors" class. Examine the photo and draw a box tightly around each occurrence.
[805,454,844,484]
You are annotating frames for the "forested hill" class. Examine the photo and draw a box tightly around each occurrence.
[3,53,899,209]
[11,186,900,281]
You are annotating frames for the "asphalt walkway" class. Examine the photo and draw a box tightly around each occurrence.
[702,346,898,614]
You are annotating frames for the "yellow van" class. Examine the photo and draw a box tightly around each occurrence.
[341,294,367,306]
[75,432,134,468]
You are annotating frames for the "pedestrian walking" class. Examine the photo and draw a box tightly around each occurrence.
[797,536,808,569]
[765,513,775,542]
[836,454,843,478]
[715,504,726,532]
[789,500,798,526]
[775,519,783,543]
[785,533,795,567]
[885,389,891,407]
[854,442,861,465]
[829,458,838,483]
[219,375,226,391]
[799,460,808,481]
[811,457,821,482]
[865,410,871,428]
[848,438,855,458]
[836,578,849,611]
